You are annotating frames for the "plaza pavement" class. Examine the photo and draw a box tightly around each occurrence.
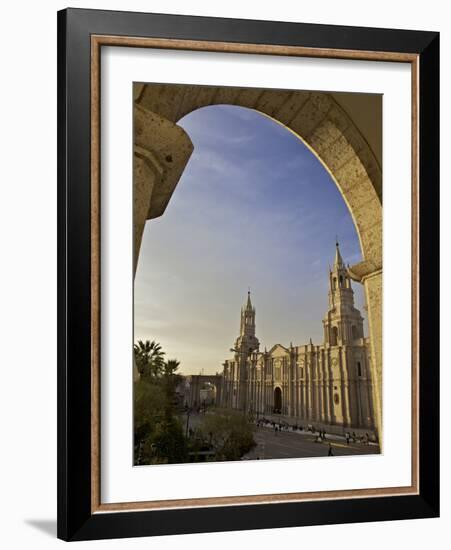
[243,426,380,460]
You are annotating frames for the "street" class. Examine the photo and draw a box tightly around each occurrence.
[243,426,380,460]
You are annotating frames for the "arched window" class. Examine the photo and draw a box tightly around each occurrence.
[333,277,337,290]
[357,361,362,377]
[352,325,359,340]
[331,326,338,346]
[339,275,343,287]
[274,387,282,413]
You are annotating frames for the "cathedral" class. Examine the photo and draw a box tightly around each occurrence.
[220,243,376,432]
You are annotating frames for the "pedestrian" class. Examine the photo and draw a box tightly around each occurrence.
[328,443,334,456]
[346,432,350,445]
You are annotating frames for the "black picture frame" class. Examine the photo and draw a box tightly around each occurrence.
[57,7,439,541]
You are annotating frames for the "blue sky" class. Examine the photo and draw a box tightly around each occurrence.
[134,104,366,374]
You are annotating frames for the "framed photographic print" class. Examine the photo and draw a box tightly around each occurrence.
[57,8,439,541]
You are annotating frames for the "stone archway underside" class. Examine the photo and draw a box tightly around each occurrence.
[133,83,383,441]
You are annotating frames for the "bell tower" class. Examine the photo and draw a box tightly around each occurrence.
[231,291,260,411]
[323,242,365,346]
[235,290,260,354]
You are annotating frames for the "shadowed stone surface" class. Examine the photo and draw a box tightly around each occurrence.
[133,104,194,274]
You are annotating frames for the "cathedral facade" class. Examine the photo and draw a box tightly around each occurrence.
[220,244,375,432]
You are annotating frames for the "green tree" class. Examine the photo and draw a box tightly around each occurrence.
[134,339,165,379]
[134,378,166,464]
[148,417,188,464]
[164,358,180,376]
[134,342,187,464]
[198,409,256,461]
[162,359,182,399]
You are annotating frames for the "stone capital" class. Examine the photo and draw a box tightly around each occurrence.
[347,260,382,283]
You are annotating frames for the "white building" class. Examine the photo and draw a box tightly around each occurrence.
[220,243,376,433]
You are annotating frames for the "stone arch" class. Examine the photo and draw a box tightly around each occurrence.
[184,375,222,408]
[135,83,382,270]
[133,83,383,440]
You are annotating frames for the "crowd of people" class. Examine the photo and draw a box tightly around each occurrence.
[254,417,373,446]
[344,431,371,445]
[255,417,316,433]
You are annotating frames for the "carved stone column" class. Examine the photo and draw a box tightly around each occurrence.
[132,104,194,382]
[348,261,382,443]
[133,103,194,275]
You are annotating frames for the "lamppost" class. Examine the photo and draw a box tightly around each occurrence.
[230,347,265,418]
[185,406,191,438]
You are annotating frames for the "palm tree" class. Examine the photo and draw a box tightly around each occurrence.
[161,358,182,416]
[164,359,180,376]
[162,359,182,394]
[134,340,165,378]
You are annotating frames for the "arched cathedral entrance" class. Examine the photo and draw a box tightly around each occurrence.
[274,387,282,414]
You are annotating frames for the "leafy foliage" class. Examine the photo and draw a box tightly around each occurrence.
[134,339,165,379]
[197,409,256,461]
[134,340,256,464]
[134,341,187,464]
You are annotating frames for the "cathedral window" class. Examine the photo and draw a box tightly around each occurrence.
[357,361,362,377]
[331,326,338,345]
